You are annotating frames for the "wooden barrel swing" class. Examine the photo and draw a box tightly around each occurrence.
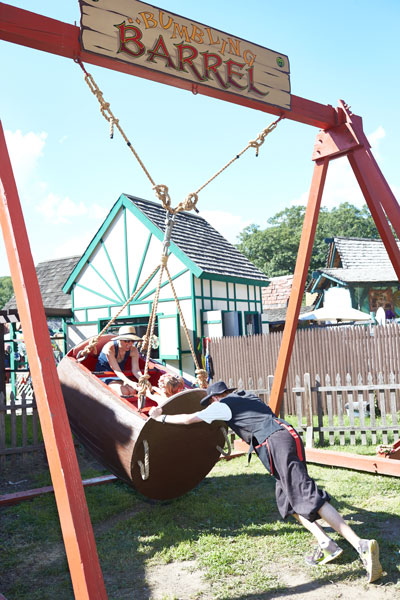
[57,62,282,501]
[58,335,229,500]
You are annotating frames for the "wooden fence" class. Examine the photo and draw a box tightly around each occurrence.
[0,390,44,463]
[223,372,400,448]
[209,322,400,414]
[293,372,400,447]
[1,372,399,459]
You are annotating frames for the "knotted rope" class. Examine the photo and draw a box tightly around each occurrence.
[137,440,150,480]
[75,58,281,386]
[75,58,283,216]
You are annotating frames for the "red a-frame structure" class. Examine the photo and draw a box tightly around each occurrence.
[1,4,400,598]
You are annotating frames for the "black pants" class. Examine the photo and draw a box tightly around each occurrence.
[255,428,330,522]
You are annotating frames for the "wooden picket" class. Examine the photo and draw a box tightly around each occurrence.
[292,372,400,446]
[0,390,44,459]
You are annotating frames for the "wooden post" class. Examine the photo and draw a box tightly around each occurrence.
[269,158,329,415]
[0,122,107,599]
[304,373,314,448]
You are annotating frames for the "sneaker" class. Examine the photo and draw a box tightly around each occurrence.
[358,539,382,583]
[305,540,343,566]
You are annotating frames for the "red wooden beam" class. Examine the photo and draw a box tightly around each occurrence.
[0,122,107,599]
[305,448,400,477]
[0,2,338,129]
[269,103,400,416]
[268,157,330,415]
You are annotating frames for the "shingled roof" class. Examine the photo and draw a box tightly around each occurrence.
[125,195,269,283]
[311,237,399,290]
[331,237,400,272]
[3,256,80,315]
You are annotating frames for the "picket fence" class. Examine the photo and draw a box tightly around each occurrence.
[1,372,399,459]
[293,372,400,447]
[209,322,400,414]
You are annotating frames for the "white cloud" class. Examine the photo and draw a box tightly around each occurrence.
[5,129,47,186]
[291,126,387,210]
[200,209,252,243]
[36,193,88,224]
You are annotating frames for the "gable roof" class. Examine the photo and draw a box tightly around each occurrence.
[64,195,269,291]
[331,237,400,271]
[3,256,80,315]
[312,237,399,290]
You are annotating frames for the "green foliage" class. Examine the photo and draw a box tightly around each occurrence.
[0,275,13,308]
[236,202,380,277]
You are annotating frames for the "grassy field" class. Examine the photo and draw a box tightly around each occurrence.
[1,448,399,600]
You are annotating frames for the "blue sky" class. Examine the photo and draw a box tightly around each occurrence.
[1,0,399,276]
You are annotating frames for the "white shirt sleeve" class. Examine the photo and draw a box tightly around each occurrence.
[194,402,232,424]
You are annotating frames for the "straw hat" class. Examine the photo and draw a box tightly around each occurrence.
[112,325,141,342]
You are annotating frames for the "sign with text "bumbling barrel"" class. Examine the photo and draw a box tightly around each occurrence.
[79,0,291,110]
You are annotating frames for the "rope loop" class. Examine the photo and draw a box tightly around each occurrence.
[153,184,172,212]
[76,336,99,361]
[217,427,232,457]
[137,440,150,480]
[176,192,199,214]
[248,117,282,157]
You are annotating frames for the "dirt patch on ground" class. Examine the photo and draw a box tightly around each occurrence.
[140,559,398,600]
[145,560,213,600]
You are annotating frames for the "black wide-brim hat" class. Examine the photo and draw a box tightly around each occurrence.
[200,380,236,406]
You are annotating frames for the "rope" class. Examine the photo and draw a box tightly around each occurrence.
[137,263,165,401]
[78,263,161,359]
[137,440,150,480]
[75,59,281,385]
[75,59,283,216]
[165,264,207,389]
[217,427,232,456]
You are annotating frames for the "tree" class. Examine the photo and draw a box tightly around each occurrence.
[0,276,14,308]
[236,203,380,278]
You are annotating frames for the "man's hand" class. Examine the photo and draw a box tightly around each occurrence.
[149,406,162,419]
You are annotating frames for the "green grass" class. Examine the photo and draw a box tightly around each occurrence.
[1,454,399,599]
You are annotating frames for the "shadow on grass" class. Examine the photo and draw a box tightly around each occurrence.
[94,469,399,599]
[1,462,399,599]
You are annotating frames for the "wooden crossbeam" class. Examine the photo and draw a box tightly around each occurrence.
[0,2,339,130]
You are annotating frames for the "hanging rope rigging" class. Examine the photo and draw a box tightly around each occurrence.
[75,58,283,216]
[74,58,282,394]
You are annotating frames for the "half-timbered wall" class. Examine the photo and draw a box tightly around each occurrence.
[65,200,266,379]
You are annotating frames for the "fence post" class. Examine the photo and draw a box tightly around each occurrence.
[368,372,377,445]
[315,374,324,446]
[304,373,314,448]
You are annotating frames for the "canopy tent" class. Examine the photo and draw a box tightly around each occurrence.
[299,306,372,322]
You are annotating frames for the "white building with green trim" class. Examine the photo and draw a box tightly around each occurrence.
[62,195,269,380]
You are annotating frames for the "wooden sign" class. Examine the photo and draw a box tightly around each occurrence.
[79,0,291,110]
[368,287,394,313]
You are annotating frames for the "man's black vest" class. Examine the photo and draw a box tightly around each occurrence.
[220,390,289,447]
